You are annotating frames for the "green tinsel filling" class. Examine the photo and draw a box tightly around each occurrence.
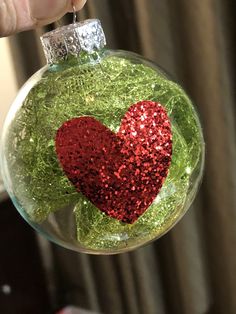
[6,53,203,250]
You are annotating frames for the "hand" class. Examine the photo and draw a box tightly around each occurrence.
[0,0,87,37]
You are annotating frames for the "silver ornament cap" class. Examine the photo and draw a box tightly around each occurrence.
[41,19,106,64]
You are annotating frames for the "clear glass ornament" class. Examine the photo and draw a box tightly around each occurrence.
[0,19,204,254]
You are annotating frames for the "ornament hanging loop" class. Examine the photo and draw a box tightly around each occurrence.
[72,0,78,23]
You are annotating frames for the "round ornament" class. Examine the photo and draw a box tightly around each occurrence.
[0,19,204,254]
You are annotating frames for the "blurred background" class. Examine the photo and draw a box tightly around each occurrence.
[0,1,235,313]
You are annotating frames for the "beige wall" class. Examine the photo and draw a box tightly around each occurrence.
[0,38,18,133]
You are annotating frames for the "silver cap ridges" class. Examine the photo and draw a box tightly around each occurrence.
[41,19,106,64]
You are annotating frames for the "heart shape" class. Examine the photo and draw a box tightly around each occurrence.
[55,100,172,224]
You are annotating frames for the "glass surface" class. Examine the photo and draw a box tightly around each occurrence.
[0,49,204,254]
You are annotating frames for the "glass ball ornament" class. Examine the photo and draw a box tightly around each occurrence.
[0,19,204,254]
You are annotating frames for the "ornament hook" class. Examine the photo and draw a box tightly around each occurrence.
[72,1,78,23]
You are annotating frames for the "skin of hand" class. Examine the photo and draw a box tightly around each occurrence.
[0,0,87,37]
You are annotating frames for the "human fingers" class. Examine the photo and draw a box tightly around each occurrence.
[0,0,87,37]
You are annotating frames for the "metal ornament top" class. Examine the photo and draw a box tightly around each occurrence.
[41,19,106,64]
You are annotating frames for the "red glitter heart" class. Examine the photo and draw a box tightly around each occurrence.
[55,101,172,224]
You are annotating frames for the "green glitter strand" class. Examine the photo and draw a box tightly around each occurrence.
[5,51,203,251]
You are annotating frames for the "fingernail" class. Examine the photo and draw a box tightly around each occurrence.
[30,0,69,20]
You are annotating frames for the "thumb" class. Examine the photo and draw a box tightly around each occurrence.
[0,0,87,37]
